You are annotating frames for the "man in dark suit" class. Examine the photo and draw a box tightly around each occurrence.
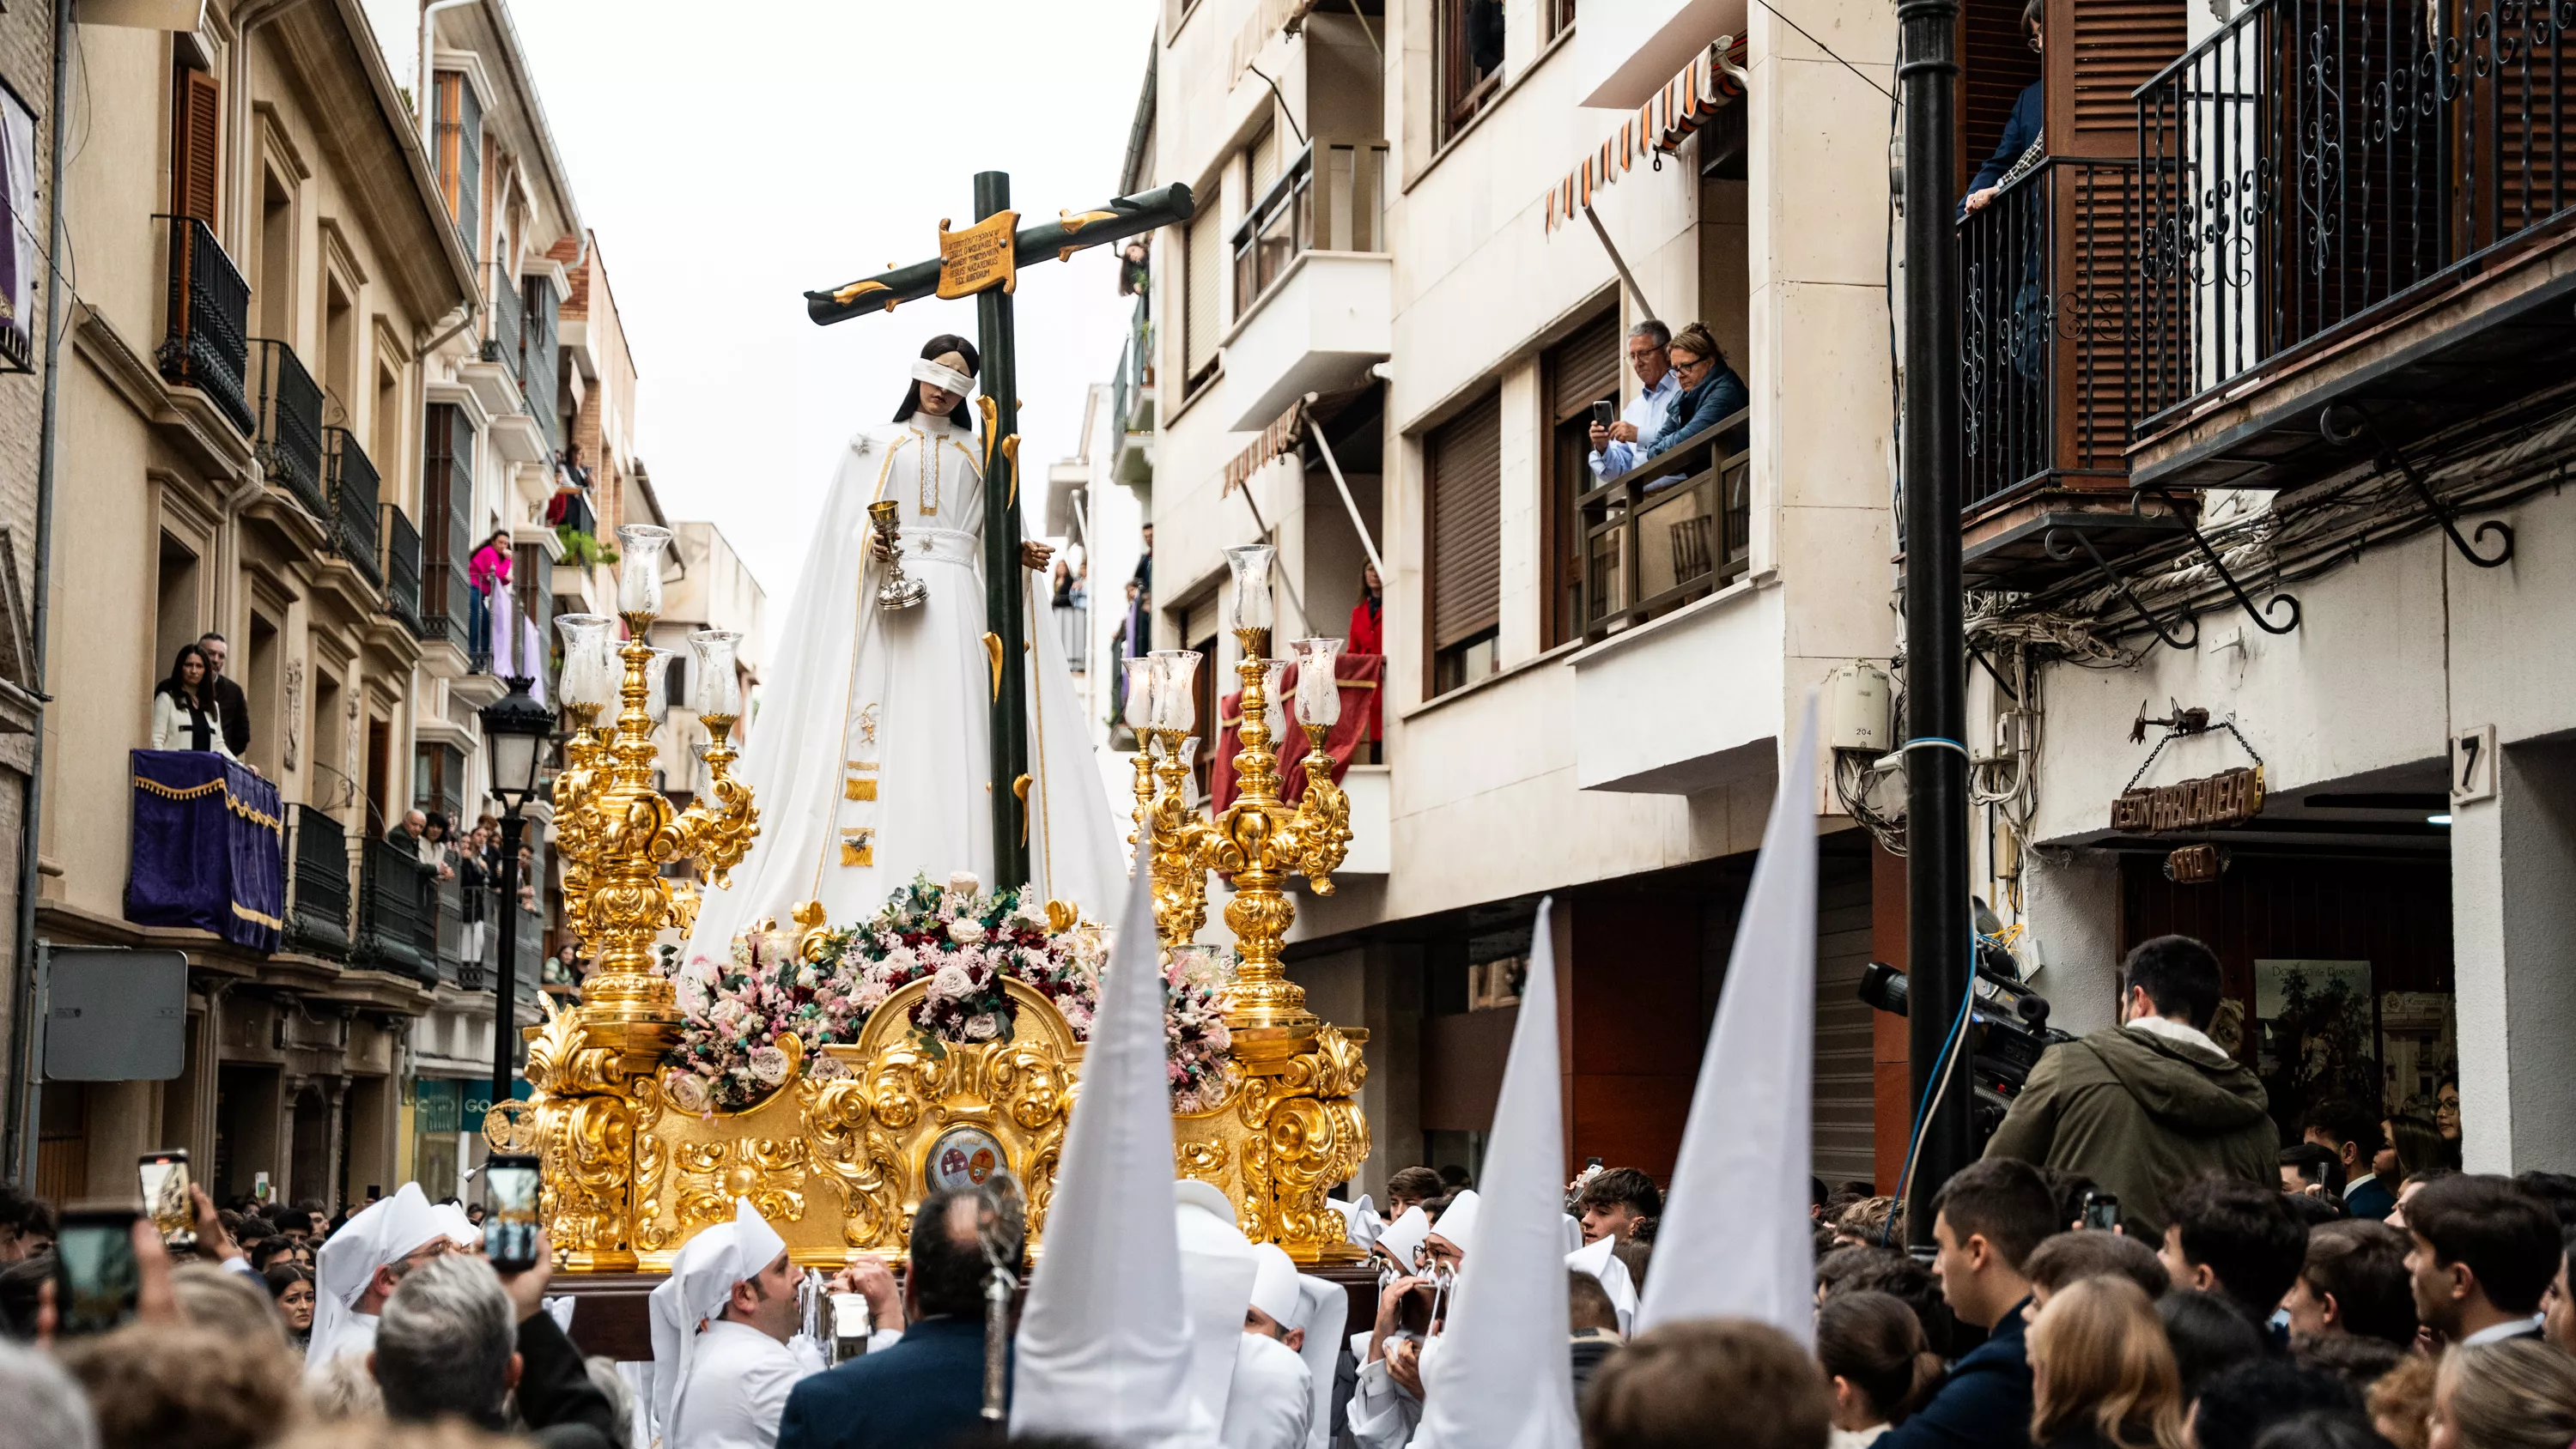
[778,1186,1021,1449]
[2403,1174,2561,1346]
[1880,1159,2058,1449]
[198,632,251,759]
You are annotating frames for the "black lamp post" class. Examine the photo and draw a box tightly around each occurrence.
[478,676,554,1112]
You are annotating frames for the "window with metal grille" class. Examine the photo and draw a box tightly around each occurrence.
[434,71,481,258]
[1425,389,1502,696]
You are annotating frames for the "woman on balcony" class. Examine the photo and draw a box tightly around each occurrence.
[149,643,240,761]
[1637,324,1749,469]
[468,529,512,659]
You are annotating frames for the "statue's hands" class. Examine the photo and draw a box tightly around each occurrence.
[1020,539,1054,571]
[870,533,898,564]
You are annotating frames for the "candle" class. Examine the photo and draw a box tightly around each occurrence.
[1224,544,1276,634]
[1293,638,1345,728]
[617,524,674,617]
[688,630,743,718]
[1122,655,1159,735]
[1153,650,1201,736]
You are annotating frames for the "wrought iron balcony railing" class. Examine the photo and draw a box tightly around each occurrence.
[383,504,424,636]
[1577,409,1752,641]
[1958,159,2141,513]
[325,429,381,586]
[248,340,328,518]
[1230,138,1390,322]
[2135,0,2576,425]
[353,836,437,983]
[159,217,253,437]
[487,267,523,386]
[283,804,352,961]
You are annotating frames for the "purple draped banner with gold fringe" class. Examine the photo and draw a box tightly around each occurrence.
[125,749,284,952]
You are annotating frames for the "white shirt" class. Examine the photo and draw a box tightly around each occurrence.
[665,1319,817,1449]
[1348,1330,1422,1449]
[1589,369,1679,480]
[1831,1427,1893,1449]
[2459,1316,2545,1346]
[1222,1332,1314,1449]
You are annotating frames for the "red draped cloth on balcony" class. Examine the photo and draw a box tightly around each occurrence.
[1209,653,1384,815]
[125,749,285,951]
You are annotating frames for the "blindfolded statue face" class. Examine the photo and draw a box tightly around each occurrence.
[916,350,973,418]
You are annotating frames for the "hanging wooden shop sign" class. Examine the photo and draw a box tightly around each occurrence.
[2111,766,2264,834]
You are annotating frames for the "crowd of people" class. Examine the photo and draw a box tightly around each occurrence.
[0,933,2563,1449]
[383,807,545,963]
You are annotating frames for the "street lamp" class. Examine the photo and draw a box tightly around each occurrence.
[478,676,556,1112]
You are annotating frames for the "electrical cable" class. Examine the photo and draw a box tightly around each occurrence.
[1893,933,1979,1218]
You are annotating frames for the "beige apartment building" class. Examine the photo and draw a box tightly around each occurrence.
[1098,0,1905,1190]
[33,0,475,1205]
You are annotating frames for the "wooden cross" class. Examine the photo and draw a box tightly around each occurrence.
[805,176,1194,891]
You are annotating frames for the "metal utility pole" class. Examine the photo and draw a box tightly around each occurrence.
[1899,0,1975,1245]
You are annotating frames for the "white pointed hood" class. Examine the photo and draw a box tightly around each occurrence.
[1637,695,1820,1341]
[1175,1177,1260,1431]
[1009,880,1205,1447]
[647,1197,787,1434]
[1291,1274,1349,1449]
[1412,899,1579,1449]
[1424,1190,1480,1268]
[1374,1205,1431,1276]
[307,1183,443,1371]
[1565,1234,1640,1335]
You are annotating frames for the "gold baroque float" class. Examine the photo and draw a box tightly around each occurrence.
[521,540,1370,1272]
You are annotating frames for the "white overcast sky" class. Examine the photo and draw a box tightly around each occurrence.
[381,0,1161,607]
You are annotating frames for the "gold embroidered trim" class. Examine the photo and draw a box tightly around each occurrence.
[233,901,283,930]
[844,778,878,802]
[131,774,283,834]
[839,828,876,867]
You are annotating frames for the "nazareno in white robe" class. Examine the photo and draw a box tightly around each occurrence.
[685,411,1124,958]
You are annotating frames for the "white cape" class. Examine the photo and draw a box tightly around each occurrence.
[686,414,1123,956]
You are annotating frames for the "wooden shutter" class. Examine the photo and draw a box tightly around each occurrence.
[1546,312,1620,424]
[1955,0,2039,189]
[172,67,221,223]
[1427,391,1503,651]
[1247,121,1281,205]
[1184,213,1221,384]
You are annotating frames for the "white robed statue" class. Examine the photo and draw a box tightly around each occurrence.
[687,335,1123,955]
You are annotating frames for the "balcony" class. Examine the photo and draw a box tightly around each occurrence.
[1952,160,2193,586]
[1110,296,1155,488]
[383,505,424,636]
[283,804,352,961]
[158,216,252,437]
[1577,410,1750,643]
[1221,138,1393,430]
[458,271,525,419]
[353,836,438,983]
[325,429,382,586]
[2132,0,2576,491]
[249,341,327,518]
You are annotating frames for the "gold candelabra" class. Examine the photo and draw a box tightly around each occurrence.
[550,615,758,1056]
[1133,547,1352,1064]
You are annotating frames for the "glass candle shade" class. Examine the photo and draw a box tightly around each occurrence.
[1224,544,1276,634]
[1152,649,1201,736]
[1258,661,1288,743]
[687,630,744,718]
[643,648,682,726]
[1122,654,1159,735]
[1292,637,1345,729]
[553,615,616,713]
[617,524,675,617]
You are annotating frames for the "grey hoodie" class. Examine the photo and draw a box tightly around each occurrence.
[1983,1022,2277,1243]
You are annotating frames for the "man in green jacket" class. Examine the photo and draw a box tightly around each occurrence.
[1984,934,2277,1243]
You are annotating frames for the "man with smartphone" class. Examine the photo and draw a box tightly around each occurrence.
[1586,320,1680,482]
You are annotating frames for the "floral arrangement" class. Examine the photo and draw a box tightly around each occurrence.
[664,871,1238,1113]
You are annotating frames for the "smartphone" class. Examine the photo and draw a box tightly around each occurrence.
[1590,401,1616,427]
[2082,1190,2121,1232]
[138,1150,194,1249]
[483,1154,543,1272]
[1585,1156,1603,1169]
[55,1210,143,1337]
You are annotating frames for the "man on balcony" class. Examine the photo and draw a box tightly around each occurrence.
[1586,321,1680,481]
[198,632,252,759]
[1963,0,2044,217]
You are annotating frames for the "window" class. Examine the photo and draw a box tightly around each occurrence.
[413,742,465,823]
[434,71,482,258]
[171,64,220,222]
[1437,0,1506,146]
[1425,390,1503,695]
[1543,313,1619,646]
[1183,209,1223,392]
[1545,0,1576,41]
[421,403,472,636]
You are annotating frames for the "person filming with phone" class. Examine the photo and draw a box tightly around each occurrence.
[1587,321,1681,482]
[1982,935,2279,1244]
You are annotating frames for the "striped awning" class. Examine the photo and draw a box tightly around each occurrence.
[1544,36,1751,232]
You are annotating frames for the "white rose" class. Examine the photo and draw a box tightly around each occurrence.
[667,1073,711,1113]
[963,1013,1000,1041]
[946,870,981,900]
[930,964,975,1001]
[749,1046,791,1085]
[948,919,987,944]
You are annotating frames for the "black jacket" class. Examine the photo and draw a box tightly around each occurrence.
[1965,82,2044,214]
[778,1318,1002,1449]
[1880,1300,2034,1449]
[208,673,251,757]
